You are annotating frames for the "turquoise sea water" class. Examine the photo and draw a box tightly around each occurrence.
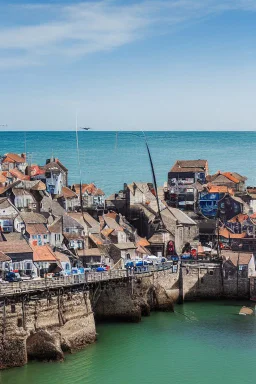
[0,131,255,195]
[1,301,255,384]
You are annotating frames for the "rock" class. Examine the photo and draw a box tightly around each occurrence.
[0,337,27,369]
[60,314,96,352]
[26,330,64,362]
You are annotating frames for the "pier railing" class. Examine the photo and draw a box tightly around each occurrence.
[0,264,176,297]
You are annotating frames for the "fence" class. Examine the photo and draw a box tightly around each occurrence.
[0,264,176,297]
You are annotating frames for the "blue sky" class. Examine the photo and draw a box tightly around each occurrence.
[0,0,256,131]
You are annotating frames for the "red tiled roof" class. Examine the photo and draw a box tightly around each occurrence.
[222,172,240,184]
[207,184,234,194]
[104,212,118,219]
[9,168,30,181]
[3,153,26,163]
[26,224,48,235]
[29,165,46,177]
[0,233,32,254]
[32,245,57,262]
[101,228,114,238]
[0,173,7,183]
[0,251,11,262]
[89,234,103,245]
[61,186,77,199]
[136,237,150,247]
[219,227,246,239]
[72,183,104,196]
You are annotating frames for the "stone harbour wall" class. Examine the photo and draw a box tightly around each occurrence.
[0,291,96,370]
[0,264,251,370]
[94,269,179,322]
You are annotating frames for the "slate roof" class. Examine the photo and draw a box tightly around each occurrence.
[68,212,100,231]
[170,160,208,173]
[63,214,83,230]
[161,207,197,225]
[103,216,124,231]
[44,159,68,172]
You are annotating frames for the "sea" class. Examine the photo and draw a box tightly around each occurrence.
[0,131,255,195]
[1,131,256,383]
[0,301,256,384]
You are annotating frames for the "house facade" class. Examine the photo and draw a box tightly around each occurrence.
[168,160,208,210]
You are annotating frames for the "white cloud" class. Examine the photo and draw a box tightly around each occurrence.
[0,0,256,69]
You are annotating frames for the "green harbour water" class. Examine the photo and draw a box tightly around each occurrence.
[1,301,256,384]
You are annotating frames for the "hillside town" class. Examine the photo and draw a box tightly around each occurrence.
[0,154,256,285]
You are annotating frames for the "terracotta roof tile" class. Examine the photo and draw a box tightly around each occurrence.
[222,172,240,184]
[206,184,234,194]
[61,186,77,199]
[101,228,114,238]
[136,237,150,247]
[20,212,47,224]
[219,227,246,239]
[0,173,7,183]
[26,224,48,235]
[32,245,57,262]
[3,153,26,163]
[9,168,30,181]
[72,183,104,196]
[0,233,32,254]
[0,251,11,262]
[89,234,103,245]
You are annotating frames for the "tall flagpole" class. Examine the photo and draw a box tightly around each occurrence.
[75,112,84,216]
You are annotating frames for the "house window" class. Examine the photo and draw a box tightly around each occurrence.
[43,235,48,239]
[209,270,213,276]
[126,253,131,260]
[32,235,37,239]
[201,278,204,284]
